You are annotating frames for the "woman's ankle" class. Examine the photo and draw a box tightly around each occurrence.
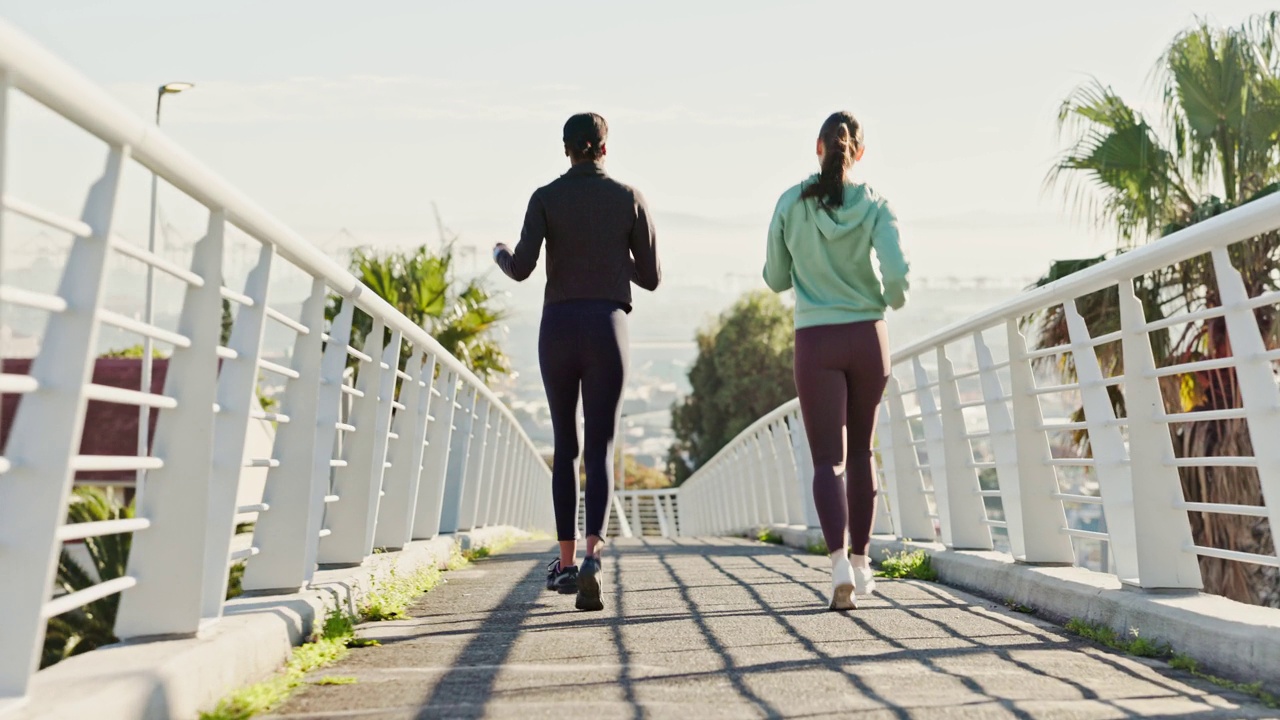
[828,549,849,567]
[850,553,871,569]
[558,539,577,569]
[585,534,605,559]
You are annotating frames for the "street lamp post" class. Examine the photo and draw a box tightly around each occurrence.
[138,82,194,492]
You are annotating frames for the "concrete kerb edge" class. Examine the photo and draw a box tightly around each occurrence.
[759,523,1280,694]
[18,526,531,720]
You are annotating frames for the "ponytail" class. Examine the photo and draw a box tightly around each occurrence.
[567,139,604,162]
[800,111,864,209]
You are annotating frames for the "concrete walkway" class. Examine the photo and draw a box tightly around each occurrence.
[271,539,1274,719]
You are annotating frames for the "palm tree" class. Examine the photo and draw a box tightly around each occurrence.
[327,243,510,381]
[1034,13,1280,606]
[42,489,133,667]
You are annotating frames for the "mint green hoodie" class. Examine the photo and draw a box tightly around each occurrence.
[763,177,909,329]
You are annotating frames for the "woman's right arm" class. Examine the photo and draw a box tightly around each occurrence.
[495,192,546,281]
[762,194,793,292]
[872,200,909,310]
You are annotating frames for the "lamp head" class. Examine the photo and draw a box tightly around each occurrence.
[159,82,194,95]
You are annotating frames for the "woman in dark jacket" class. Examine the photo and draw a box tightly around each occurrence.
[494,113,661,611]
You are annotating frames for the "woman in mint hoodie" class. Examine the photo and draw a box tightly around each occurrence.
[763,111,909,611]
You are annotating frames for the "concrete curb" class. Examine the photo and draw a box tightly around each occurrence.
[763,524,1280,693]
[17,527,530,720]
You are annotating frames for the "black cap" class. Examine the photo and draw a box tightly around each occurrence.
[563,112,607,150]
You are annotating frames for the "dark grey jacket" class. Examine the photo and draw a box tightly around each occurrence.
[496,161,661,309]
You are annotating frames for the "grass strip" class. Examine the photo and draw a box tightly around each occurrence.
[1065,618,1277,709]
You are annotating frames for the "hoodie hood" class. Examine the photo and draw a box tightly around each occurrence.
[805,176,880,241]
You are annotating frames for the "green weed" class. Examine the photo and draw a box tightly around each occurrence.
[875,550,939,581]
[1170,653,1277,708]
[358,565,444,622]
[757,528,784,545]
[1003,599,1034,614]
[199,608,354,720]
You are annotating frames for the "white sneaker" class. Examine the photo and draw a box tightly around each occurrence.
[829,557,856,611]
[853,565,877,597]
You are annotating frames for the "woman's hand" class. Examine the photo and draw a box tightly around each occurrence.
[493,243,510,260]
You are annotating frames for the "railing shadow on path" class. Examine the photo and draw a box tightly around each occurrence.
[272,538,1274,720]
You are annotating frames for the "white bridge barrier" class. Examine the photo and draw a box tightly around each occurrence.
[0,20,552,710]
[681,184,1280,590]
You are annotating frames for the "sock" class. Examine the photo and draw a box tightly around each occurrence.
[850,553,870,569]
[829,549,849,569]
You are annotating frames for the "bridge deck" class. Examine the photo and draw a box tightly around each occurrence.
[272,539,1271,719]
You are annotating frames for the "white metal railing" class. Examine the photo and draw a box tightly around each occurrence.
[681,178,1280,592]
[0,20,553,709]
[581,489,682,539]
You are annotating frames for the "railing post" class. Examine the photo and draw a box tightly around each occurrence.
[769,419,806,527]
[414,368,457,539]
[3,149,123,679]
[726,452,748,532]
[1118,283,1206,588]
[735,446,760,529]
[884,375,937,540]
[756,435,777,526]
[665,492,680,537]
[304,302,353,580]
[439,385,479,534]
[710,467,728,533]
[654,493,671,537]
[743,437,764,529]
[626,493,640,537]
[319,320,394,566]
[474,411,503,527]
[786,410,822,528]
[201,242,274,620]
[698,479,712,535]
[492,439,517,526]
[485,425,513,526]
[510,441,531,526]
[363,332,401,552]
[912,358,952,543]
[714,473,728,534]
[374,351,434,550]
[1062,299,1141,582]
[871,433,896,537]
[502,443,522,528]
[240,278,327,593]
[1003,321,1075,564]
[115,208,221,640]
[933,349,994,550]
[766,430,788,526]
[457,399,492,531]
[1211,248,1280,567]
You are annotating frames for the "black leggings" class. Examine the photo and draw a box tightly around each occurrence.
[794,320,890,555]
[539,300,628,542]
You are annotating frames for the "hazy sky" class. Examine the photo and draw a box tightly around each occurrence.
[3,1,1276,285]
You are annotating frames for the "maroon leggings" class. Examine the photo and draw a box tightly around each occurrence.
[794,320,890,555]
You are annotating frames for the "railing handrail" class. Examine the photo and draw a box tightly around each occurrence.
[0,19,536,456]
[891,192,1280,361]
[685,399,800,487]
[686,191,1280,490]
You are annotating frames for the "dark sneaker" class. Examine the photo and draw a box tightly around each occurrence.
[576,556,604,611]
[545,558,560,590]
[546,559,578,594]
